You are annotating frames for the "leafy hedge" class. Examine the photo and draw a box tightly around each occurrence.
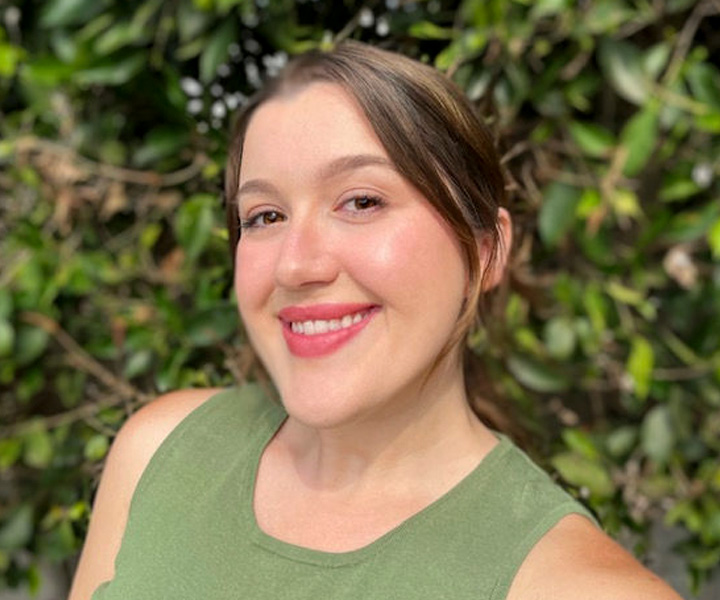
[1,0,719,596]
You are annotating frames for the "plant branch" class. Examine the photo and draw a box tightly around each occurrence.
[20,311,152,406]
[15,137,208,187]
[662,0,720,86]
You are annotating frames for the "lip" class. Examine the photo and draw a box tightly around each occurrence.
[278,303,380,358]
[278,303,378,322]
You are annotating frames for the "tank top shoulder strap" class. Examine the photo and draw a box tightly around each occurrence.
[129,384,282,504]
[487,438,599,599]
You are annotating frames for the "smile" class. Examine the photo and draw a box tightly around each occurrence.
[289,310,369,335]
[278,304,379,358]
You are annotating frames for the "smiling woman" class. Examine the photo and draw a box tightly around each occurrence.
[233,81,474,430]
[69,41,683,600]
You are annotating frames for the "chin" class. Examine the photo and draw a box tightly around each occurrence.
[276,385,370,430]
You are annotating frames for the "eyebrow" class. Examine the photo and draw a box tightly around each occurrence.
[235,153,396,203]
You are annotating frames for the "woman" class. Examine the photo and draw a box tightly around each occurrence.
[70,41,681,599]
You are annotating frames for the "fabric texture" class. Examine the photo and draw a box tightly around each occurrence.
[91,385,597,600]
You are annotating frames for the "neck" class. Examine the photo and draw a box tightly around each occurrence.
[274,359,497,492]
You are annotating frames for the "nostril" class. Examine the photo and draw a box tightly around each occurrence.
[274,227,339,289]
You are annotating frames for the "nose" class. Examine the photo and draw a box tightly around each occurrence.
[274,214,340,289]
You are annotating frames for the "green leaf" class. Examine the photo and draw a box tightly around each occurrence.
[38,520,76,561]
[200,20,236,83]
[598,39,649,105]
[605,426,638,458]
[49,30,78,63]
[641,405,675,464]
[408,21,455,40]
[0,439,22,471]
[23,425,53,469]
[660,177,701,203]
[610,189,642,218]
[55,369,86,408]
[16,325,50,366]
[74,53,146,87]
[186,305,238,346]
[666,499,703,532]
[155,347,192,392]
[551,452,615,498]
[173,194,217,261]
[538,182,581,247]
[68,501,89,521]
[606,280,644,307]
[132,0,165,29]
[94,21,147,56]
[627,335,654,401]
[530,0,572,19]
[686,61,720,110]
[124,349,154,379]
[0,139,14,161]
[582,283,607,333]
[543,316,576,360]
[568,121,614,158]
[562,428,600,461]
[84,434,110,461]
[583,0,634,34]
[696,111,720,133]
[576,188,602,220]
[40,0,107,27]
[0,42,26,78]
[0,318,14,357]
[620,105,659,176]
[507,354,570,393]
[133,126,190,168]
[0,505,33,551]
[178,2,214,43]
[708,216,720,260]
[17,367,44,403]
[665,202,720,243]
[643,43,671,81]
[216,0,246,14]
[22,57,76,86]
[515,327,543,354]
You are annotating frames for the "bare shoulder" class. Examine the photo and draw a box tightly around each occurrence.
[95,387,225,490]
[115,387,225,453]
[68,387,224,600]
[507,513,684,600]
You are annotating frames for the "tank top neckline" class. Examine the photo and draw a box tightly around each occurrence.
[237,401,514,567]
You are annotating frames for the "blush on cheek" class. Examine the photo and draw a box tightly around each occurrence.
[235,242,276,280]
[369,218,465,285]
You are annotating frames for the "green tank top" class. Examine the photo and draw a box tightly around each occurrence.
[91,385,596,600]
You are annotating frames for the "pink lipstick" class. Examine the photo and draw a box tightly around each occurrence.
[278,303,379,358]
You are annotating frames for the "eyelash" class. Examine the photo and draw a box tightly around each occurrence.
[239,210,284,231]
[239,195,386,232]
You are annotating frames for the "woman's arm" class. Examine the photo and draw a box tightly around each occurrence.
[507,513,684,600]
[67,388,222,600]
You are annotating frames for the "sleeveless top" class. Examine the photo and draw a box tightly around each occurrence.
[91,385,597,600]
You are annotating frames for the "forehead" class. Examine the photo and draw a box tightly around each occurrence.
[239,83,389,181]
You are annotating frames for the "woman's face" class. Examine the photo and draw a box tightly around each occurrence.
[234,83,468,428]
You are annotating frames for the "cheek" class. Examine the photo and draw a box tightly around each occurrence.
[234,241,275,318]
[344,215,466,305]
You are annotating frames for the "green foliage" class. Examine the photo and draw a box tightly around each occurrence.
[1,0,719,596]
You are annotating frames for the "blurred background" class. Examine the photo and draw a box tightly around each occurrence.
[1,0,719,598]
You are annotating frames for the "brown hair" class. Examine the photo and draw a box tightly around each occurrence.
[225,41,515,433]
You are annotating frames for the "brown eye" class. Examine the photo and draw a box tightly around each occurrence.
[354,196,377,210]
[261,211,283,224]
[345,195,384,213]
[240,210,286,230]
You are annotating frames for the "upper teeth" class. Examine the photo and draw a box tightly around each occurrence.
[290,311,368,335]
